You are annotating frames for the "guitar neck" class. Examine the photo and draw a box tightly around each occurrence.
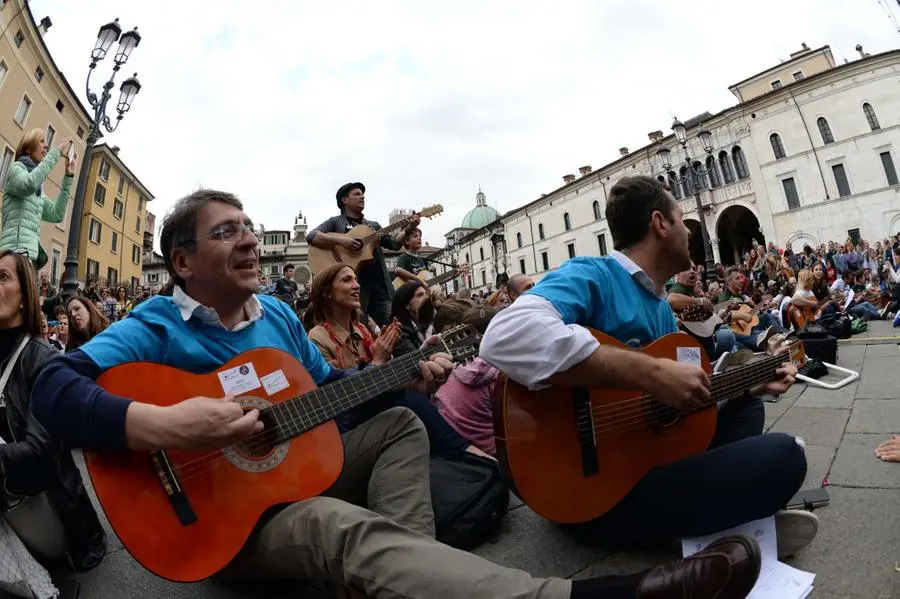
[262,346,438,440]
[707,353,787,406]
[361,215,416,245]
[424,269,457,287]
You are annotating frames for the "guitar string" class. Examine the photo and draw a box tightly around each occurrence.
[163,343,784,481]
[579,354,788,421]
[168,338,476,479]
[586,358,786,423]
[170,347,783,479]
[577,367,784,438]
[170,353,782,483]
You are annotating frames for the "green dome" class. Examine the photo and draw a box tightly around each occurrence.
[461,188,500,229]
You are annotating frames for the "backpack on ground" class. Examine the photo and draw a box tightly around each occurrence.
[430,451,509,549]
[849,316,868,335]
[817,314,852,339]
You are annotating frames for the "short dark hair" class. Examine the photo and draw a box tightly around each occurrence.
[335,182,365,211]
[283,263,295,273]
[605,176,676,251]
[160,189,243,289]
[403,228,422,248]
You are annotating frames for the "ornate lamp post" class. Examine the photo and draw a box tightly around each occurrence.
[655,118,717,283]
[61,18,142,300]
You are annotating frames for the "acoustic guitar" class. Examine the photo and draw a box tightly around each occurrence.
[725,302,761,335]
[392,264,470,290]
[84,325,480,582]
[494,329,800,524]
[307,205,443,275]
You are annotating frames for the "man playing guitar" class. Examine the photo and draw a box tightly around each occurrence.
[481,176,816,562]
[30,188,759,599]
[307,182,420,326]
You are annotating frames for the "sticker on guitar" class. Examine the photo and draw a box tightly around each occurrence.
[676,346,702,366]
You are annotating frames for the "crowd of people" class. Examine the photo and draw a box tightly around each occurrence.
[0,127,893,599]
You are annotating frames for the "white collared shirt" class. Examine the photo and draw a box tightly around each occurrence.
[172,285,264,332]
[481,251,663,390]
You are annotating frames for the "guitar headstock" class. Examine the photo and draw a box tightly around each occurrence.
[418,205,444,219]
[437,324,481,364]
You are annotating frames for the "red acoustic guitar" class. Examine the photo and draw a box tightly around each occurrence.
[494,329,799,524]
[84,325,479,582]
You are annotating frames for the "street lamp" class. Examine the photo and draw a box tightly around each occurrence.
[655,117,717,283]
[61,18,142,301]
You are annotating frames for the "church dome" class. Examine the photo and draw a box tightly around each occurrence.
[461,188,501,229]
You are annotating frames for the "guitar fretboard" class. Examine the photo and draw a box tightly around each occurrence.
[706,352,788,407]
[262,346,437,442]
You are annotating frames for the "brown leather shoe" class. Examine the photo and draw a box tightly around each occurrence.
[636,534,761,599]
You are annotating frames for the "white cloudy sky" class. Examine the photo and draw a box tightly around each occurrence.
[31,0,900,249]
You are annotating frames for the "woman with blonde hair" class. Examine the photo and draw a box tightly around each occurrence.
[0,129,76,269]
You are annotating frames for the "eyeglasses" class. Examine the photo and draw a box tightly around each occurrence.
[195,222,255,244]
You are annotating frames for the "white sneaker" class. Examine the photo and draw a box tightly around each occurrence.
[775,509,819,559]
[755,326,776,350]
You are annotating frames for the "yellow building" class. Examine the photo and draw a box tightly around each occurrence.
[76,143,154,290]
[0,0,93,285]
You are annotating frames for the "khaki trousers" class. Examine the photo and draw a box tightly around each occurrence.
[230,407,570,599]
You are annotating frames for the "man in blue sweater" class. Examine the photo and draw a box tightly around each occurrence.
[31,189,763,599]
[481,176,817,557]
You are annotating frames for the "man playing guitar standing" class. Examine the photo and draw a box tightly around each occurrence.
[307,182,420,327]
[481,176,817,558]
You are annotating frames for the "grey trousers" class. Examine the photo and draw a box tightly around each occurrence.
[230,407,570,599]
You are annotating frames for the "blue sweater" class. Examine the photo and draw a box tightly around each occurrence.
[31,294,347,451]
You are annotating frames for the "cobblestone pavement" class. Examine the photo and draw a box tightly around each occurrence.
[19,323,900,597]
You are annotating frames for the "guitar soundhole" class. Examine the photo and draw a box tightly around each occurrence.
[644,400,683,430]
[234,410,278,459]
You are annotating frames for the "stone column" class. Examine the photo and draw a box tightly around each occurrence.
[710,237,722,265]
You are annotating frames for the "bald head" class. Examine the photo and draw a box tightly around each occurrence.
[506,274,534,301]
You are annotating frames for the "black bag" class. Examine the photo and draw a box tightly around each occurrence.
[801,335,837,364]
[818,314,852,339]
[797,324,829,339]
[430,451,509,549]
[798,358,829,379]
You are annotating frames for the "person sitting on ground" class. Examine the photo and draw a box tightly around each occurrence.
[0,250,106,573]
[65,296,108,353]
[391,281,435,357]
[480,175,815,560]
[433,307,504,456]
[30,188,763,599]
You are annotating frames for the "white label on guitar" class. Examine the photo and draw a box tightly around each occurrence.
[676,346,702,366]
[261,369,289,396]
[218,362,261,395]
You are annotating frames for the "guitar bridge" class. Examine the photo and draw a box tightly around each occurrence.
[573,389,600,477]
[151,450,198,527]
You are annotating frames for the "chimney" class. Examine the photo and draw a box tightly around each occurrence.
[563,174,576,184]
[111,145,121,154]
[801,42,809,50]
[619,147,629,157]
[648,130,664,142]
[38,17,52,36]
[578,165,592,177]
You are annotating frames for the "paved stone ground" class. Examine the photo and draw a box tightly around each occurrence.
[13,323,900,597]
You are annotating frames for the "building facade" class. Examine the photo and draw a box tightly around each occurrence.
[0,0,93,285]
[141,250,168,292]
[255,212,313,285]
[77,144,154,290]
[430,44,900,292]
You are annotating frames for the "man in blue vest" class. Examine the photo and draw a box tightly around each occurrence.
[481,175,817,557]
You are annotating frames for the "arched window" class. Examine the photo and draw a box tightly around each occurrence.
[770,133,786,160]
[538,223,545,240]
[817,117,834,144]
[706,155,721,188]
[563,212,571,231]
[863,103,880,131]
[719,151,735,184]
[479,247,484,261]
[592,200,601,221]
[516,232,522,248]
[667,171,682,199]
[679,165,692,196]
[691,161,704,192]
[732,146,749,179]
[465,252,469,264]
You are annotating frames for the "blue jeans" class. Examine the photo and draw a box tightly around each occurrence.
[849,301,881,320]
[561,397,806,545]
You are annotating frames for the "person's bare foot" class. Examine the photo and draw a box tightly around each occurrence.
[875,435,900,462]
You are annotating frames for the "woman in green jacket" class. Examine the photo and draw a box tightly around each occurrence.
[0,128,75,269]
